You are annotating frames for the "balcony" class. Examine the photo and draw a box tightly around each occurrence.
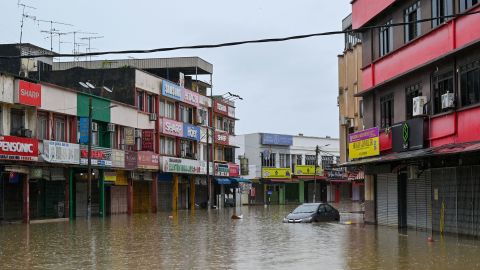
[352,0,396,29]
[430,105,480,147]
[361,5,480,93]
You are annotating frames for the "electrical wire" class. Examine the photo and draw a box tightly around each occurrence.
[2,11,479,59]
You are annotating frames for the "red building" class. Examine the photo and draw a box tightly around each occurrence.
[349,0,480,236]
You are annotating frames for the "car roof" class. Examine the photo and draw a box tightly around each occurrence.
[300,203,325,206]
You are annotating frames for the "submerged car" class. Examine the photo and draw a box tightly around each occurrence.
[283,203,340,223]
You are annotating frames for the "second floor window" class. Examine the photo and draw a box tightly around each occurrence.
[261,152,276,167]
[380,94,394,128]
[432,0,453,27]
[406,84,422,119]
[37,113,48,140]
[404,1,421,42]
[379,20,393,57]
[147,94,155,113]
[321,156,334,169]
[10,109,24,136]
[460,60,480,107]
[432,71,454,113]
[180,139,195,159]
[160,136,176,156]
[137,91,144,111]
[305,155,316,166]
[160,100,175,119]
[460,0,479,11]
[179,105,194,124]
[279,154,286,168]
[54,116,66,142]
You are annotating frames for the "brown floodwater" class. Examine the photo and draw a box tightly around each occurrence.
[1,205,480,269]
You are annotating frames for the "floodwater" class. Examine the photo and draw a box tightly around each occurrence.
[1,205,480,270]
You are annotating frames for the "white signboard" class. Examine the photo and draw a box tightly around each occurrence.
[43,140,80,164]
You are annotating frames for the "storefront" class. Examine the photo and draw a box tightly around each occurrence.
[133,151,158,213]
[261,168,292,205]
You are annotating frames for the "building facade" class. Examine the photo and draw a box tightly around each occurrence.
[349,0,480,235]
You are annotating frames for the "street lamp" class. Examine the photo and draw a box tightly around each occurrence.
[313,143,330,203]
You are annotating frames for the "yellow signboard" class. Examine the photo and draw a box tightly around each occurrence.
[115,171,128,186]
[262,168,292,179]
[294,165,323,176]
[349,137,380,159]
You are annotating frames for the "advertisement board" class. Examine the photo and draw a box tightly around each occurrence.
[214,130,229,145]
[141,129,155,151]
[261,168,292,179]
[261,134,293,146]
[162,80,183,101]
[80,146,112,167]
[137,151,159,170]
[392,118,426,152]
[214,100,228,115]
[125,151,138,170]
[16,80,41,107]
[227,106,235,118]
[0,136,39,161]
[348,127,380,159]
[111,149,125,168]
[228,163,240,177]
[161,118,183,137]
[183,88,199,107]
[160,156,203,174]
[43,140,79,164]
[183,124,200,141]
[215,163,229,176]
[79,117,89,144]
[294,165,322,176]
[124,127,135,146]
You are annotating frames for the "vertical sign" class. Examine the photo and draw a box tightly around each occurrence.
[124,127,135,146]
[79,117,89,144]
[141,129,154,152]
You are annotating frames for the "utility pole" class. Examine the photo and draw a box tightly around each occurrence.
[313,145,320,203]
[87,96,93,218]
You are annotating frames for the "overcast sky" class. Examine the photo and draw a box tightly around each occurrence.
[1,0,351,138]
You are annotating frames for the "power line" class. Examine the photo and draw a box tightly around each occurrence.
[3,11,480,59]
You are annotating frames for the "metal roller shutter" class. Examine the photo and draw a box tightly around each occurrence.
[158,182,172,211]
[407,177,417,228]
[377,173,398,226]
[387,174,398,226]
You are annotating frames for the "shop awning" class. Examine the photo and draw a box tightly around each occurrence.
[216,178,232,185]
[229,177,252,183]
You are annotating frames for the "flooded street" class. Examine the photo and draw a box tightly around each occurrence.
[1,205,480,269]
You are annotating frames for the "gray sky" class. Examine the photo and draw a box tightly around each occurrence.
[2,0,351,138]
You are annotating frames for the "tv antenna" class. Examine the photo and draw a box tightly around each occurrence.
[37,19,74,51]
[65,31,98,61]
[18,1,36,44]
[80,36,104,61]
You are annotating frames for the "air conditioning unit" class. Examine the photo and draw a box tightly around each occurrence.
[149,113,157,121]
[91,122,99,132]
[21,128,33,138]
[107,123,115,132]
[441,92,455,110]
[341,117,353,127]
[412,96,427,116]
[134,129,142,138]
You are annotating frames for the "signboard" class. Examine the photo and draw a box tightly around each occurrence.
[392,118,426,152]
[124,127,135,146]
[262,168,292,179]
[104,171,117,183]
[179,72,185,87]
[228,163,240,177]
[141,129,155,151]
[16,80,41,107]
[348,127,380,159]
[137,151,159,170]
[0,136,38,161]
[160,156,203,174]
[161,118,183,137]
[111,149,125,168]
[228,106,235,118]
[43,140,79,164]
[115,170,128,186]
[80,146,112,167]
[162,80,183,101]
[183,89,199,107]
[214,130,229,145]
[214,100,228,115]
[199,95,211,107]
[261,134,293,146]
[326,167,347,180]
[294,165,322,176]
[215,163,229,176]
[125,151,138,170]
[183,124,200,141]
[79,117,89,144]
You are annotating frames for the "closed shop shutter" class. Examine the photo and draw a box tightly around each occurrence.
[407,170,432,230]
[133,181,151,213]
[158,182,172,211]
[110,186,127,214]
[407,178,417,228]
[377,173,398,226]
[387,174,398,226]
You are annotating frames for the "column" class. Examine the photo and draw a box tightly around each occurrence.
[364,174,376,224]
[99,170,105,218]
[23,174,30,224]
[69,168,75,219]
[279,185,285,205]
[172,174,179,211]
[299,180,305,203]
[220,184,225,209]
[190,176,196,210]
[127,177,133,215]
[151,173,158,213]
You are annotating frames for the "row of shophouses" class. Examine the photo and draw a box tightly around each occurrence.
[340,1,480,236]
[0,43,243,223]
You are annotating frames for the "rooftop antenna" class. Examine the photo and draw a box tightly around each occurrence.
[18,1,37,44]
[66,31,98,62]
[80,36,104,62]
[36,19,73,51]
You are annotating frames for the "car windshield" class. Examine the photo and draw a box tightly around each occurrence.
[292,204,318,214]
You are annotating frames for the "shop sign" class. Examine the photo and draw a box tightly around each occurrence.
[183,124,200,141]
[162,80,183,101]
[214,130,229,145]
[262,168,292,179]
[104,171,117,183]
[115,171,128,186]
[0,136,38,161]
[261,134,293,146]
[43,140,79,164]
[214,100,228,115]
[79,117,89,144]
[392,118,426,152]
[183,89,199,107]
[111,149,125,168]
[199,95,211,107]
[348,127,380,159]
[160,156,202,174]
[228,163,240,177]
[294,165,322,176]
[215,163,229,176]
[124,127,135,146]
[141,129,155,151]
[125,151,138,170]
[137,151,159,170]
[15,80,41,107]
[80,146,112,167]
[161,118,183,137]
[227,106,235,118]
[326,168,346,180]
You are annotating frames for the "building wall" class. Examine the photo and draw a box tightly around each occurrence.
[40,84,77,116]
[135,70,162,95]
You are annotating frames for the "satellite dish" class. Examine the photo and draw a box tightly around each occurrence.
[103,86,113,93]
[79,82,89,88]
[86,82,96,89]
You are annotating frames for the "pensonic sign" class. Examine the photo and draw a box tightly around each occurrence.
[0,136,38,161]
[15,80,42,107]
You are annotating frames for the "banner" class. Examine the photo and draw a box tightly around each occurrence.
[348,127,380,159]
[261,168,292,179]
[262,134,293,146]
[141,129,155,151]
[80,146,112,167]
[162,80,183,101]
[43,140,79,164]
[161,118,183,137]
[215,163,229,176]
[160,156,203,174]
[124,127,135,146]
[111,149,125,168]
[79,118,89,144]
[294,165,322,176]
[0,136,38,161]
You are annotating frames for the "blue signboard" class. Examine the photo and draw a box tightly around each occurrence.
[183,123,201,141]
[162,80,183,101]
[262,133,293,146]
[79,117,89,144]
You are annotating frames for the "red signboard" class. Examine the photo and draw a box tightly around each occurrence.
[141,129,155,152]
[213,100,228,116]
[17,80,41,107]
[137,151,159,170]
[0,136,38,161]
[214,130,229,145]
[228,163,240,177]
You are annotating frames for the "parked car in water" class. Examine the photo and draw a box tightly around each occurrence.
[283,203,340,223]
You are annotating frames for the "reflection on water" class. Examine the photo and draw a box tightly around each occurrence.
[1,205,480,269]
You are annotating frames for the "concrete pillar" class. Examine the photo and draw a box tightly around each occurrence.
[364,174,376,224]
[172,174,179,211]
[127,177,133,215]
[22,174,30,224]
[151,173,158,213]
[65,169,70,219]
[279,185,285,205]
[99,170,105,218]
[220,184,225,209]
[299,180,305,203]
[190,176,196,210]
[69,168,74,220]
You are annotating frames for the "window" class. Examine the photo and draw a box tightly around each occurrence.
[460,0,479,11]
[432,0,453,27]
[261,152,276,167]
[296,155,303,166]
[37,113,48,140]
[10,109,24,136]
[202,143,208,161]
[228,119,235,134]
[379,20,393,57]
[406,84,422,119]
[160,137,176,156]
[216,116,225,131]
[404,1,421,42]
[198,108,208,125]
[321,156,334,170]
[136,91,144,111]
[54,116,66,142]
[147,94,155,113]
[460,60,480,107]
[225,147,234,163]
[432,71,454,113]
[286,154,291,169]
[180,139,195,159]
[305,155,316,166]
[160,99,175,119]
[359,99,364,118]
[179,105,193,124]
[380,94,394,128]
[216,146,224,161]
[279,154,286,168]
